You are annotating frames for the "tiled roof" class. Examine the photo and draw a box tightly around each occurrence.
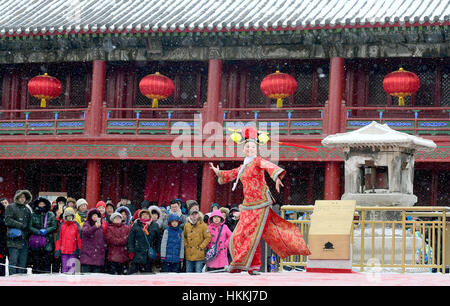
[0,0,448,37]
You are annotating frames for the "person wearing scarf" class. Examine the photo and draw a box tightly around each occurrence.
[128,209,161,274]
[210,126,311,275]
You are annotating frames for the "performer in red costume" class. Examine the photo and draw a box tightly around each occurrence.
[209,126,311,275]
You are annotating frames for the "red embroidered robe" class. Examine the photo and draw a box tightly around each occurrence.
[217,156,310,271]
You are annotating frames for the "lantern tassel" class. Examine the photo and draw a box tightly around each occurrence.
[152,98,158,108]
[40,98,46,108]
[398,96,405,107]
[276,98,283,108]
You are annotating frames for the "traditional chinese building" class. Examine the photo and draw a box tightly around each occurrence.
[0,0,448,211]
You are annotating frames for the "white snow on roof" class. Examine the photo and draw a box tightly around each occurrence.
[322,121,437,151]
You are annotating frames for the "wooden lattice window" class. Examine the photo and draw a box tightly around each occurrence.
[134,63,207,107]
[441,65,450,106]
[368,63,390,105]
[415,63,435,106]
[246,66,267,106]
[26,63,90,109]
[316,65,329,105]
[244,61,329,107]
[292,64,313,105]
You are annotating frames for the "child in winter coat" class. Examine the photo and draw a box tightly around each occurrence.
[28,197,58,274]
[183,207,211,273]
[127,209,161,274]
[161,214,184,273]
[105,212,131,275]
[206,210,232,272]
[80,208,107,273]
[55,207,82,274]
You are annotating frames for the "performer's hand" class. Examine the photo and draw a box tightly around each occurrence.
[209,162,220,175]
[275,177,284,193]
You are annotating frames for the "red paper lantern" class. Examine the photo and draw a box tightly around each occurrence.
[27,73,62,108]
[139,72,175,108]
[260,70,297,108]
[383,68,420,106]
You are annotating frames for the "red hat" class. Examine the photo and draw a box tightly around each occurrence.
[96,201,106,209]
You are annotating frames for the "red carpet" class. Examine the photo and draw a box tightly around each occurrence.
[0,271,449,286]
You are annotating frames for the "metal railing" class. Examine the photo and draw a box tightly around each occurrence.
[0,108,87,135]
[343,106,450,135]
[223,107,325,135]
[277,205,450,273]
[103,107,203,135]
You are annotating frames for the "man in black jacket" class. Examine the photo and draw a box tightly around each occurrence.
[5,190,32,275]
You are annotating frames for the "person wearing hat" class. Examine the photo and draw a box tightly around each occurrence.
[65,197,77,211]
[95,201,109,231]
[225,204,240,233]
[210,126,311,275]
[149,205,163,230]
[203,202,220,223]
[116,206,132,227]
[5,190,33,275]
[161,213,184,273]
[128,209,161,274]
[105,212,130,275]
[75,198,89,228]
[183,206,211,273]
[80,208,107,273]
[55,207,82,274]
[28,197,58,274]
[186,200,199,212]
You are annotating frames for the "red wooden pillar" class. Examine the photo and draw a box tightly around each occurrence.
[86,160,101,209]
[87,60,106,136]
[324,57,344,200]
[200,59,222,213]
[85,60,106,208]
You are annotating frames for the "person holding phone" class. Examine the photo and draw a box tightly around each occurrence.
[80,208,107,273]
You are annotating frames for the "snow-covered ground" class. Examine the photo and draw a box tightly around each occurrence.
[0,270,449,286]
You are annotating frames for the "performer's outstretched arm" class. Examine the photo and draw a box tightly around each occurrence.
[210,162,241,185]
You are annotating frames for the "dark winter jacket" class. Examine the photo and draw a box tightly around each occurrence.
[225,207,240,233]
[161,214,184,263]
[105,222,130,263]
[128,219,161,265]
[29,197,58,252]
[5,190,32,249]
[80,208,107,267]
[0,204,7,257]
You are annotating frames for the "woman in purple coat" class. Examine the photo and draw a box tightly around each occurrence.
[206,210,232,272]
[80,208,107,273]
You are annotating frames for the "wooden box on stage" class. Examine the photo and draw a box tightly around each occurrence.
[308,200,356,260]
